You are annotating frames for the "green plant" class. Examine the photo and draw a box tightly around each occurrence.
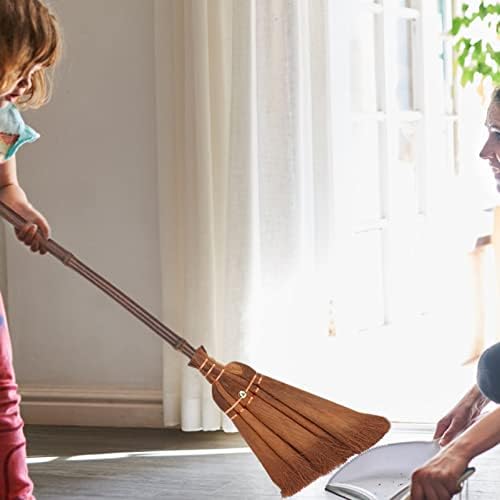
[451,1,500,88]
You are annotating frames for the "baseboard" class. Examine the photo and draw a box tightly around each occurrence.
[19,386,164,428]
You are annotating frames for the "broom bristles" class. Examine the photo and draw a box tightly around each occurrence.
[189,348,390,497]
[232,412,316,497]
[212,377,352,477]
[260,375,390,454]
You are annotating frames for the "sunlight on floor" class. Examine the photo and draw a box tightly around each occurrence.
[28,447,252,464]
[27,456,59,464]
[66,447,252,461]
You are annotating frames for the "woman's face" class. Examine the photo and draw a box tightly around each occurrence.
[480,102,500,192]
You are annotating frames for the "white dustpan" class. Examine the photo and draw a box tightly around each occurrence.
[325,440,474,499]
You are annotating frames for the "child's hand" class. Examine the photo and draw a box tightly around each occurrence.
[0,184,51,254]
[14,206,51,254]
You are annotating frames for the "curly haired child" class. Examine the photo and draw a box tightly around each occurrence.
[0,1,62,498]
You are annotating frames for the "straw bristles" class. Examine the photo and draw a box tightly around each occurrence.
[189,347,390,497]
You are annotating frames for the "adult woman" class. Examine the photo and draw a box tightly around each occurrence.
[410,86,500,499]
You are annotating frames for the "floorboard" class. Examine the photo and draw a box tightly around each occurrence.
[24,424,499,499]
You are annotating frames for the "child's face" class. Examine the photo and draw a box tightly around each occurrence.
[0,65,42,109]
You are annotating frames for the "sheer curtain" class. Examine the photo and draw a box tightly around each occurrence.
[154,0,339,431]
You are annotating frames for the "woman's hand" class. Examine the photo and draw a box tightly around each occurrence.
[434,385,489,446]
[0,184,51,254]
[414,397,500,499]
[410,448,469,500]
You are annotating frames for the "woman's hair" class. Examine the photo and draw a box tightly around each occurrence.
[492,87,500,105]
[0,0,62,109]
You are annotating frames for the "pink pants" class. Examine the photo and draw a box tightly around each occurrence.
[0,294,34,500]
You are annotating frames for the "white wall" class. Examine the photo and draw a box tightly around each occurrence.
[4,0,164,426]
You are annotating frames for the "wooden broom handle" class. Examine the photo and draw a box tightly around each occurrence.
[0,200,196,359]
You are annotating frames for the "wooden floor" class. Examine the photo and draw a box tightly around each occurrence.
[25,424,500,499]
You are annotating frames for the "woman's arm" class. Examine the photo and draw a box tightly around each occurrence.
[434,383,489,445]
[448,404,500,461]
[411,405,500,499]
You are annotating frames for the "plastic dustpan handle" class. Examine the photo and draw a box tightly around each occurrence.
[397,467,475,500]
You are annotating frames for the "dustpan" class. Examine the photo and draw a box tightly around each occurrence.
[325,440,474,499]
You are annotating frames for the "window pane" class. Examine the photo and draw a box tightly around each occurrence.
[394,121,419,213]
[389,221,429,320]
[413,221,430,315]
[350,229,385,331]
[351,10,380,112]
[396,18,417,110]
[351,120,382,223]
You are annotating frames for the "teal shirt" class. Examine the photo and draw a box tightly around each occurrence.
[0,103,39,162]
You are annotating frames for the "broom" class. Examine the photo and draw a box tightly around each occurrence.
[0,200,390,497]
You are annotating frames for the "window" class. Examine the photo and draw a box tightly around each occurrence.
[332,0,460,336]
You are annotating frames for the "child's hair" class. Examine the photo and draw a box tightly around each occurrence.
[0,0,62,109]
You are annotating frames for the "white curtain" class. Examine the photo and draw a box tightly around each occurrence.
[154,0,337,431]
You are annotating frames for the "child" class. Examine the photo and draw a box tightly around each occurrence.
[0,0,62,498]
